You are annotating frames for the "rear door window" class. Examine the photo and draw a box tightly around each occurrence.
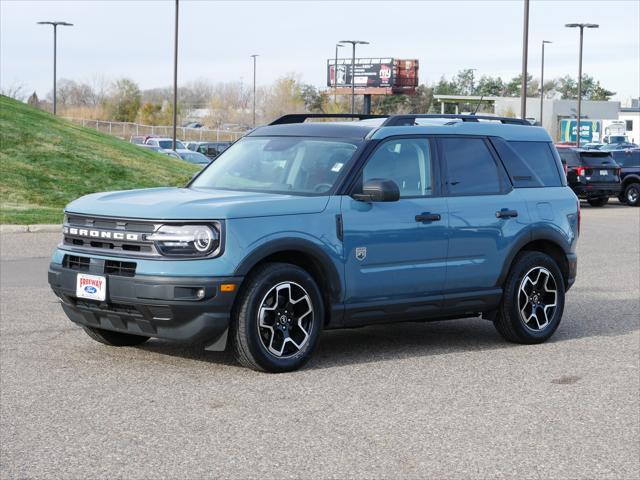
[440,137,505,195]
[508,141,562,187]
[557,149,580,167]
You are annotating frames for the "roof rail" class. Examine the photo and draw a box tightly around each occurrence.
[380,114,531,127]
[269,113,387,125]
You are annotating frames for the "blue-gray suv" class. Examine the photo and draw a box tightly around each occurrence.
[48,114,579,372]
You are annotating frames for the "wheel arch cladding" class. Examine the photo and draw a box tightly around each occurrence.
[498,234,570,289]
[233,240,342,324]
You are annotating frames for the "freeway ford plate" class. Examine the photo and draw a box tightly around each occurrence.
[76,273,107,301]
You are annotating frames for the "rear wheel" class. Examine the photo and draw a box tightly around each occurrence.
[625,183,640,206]
[587,196,609,207]
[83,326,149,346]
[494,251,565,344]
[231,262,323,373]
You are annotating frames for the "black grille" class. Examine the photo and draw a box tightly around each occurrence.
[104,260,137,277]
[62,255,137,277]
[63,214,158,257]
[63,255,90,271]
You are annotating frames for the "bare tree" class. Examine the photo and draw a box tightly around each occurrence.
[0,82,27,101]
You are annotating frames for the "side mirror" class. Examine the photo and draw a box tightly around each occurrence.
[352,179,400,202]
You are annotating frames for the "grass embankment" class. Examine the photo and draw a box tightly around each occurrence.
[0,96,199,224]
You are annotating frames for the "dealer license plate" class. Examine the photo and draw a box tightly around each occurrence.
[76,273,107,301]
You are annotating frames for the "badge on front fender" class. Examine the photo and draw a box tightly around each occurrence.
[355,247,367,261]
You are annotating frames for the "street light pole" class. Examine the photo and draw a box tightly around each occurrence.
[334,44,343,103]
[520,0,530,119]
[250,54,259,127]
[37,21,73,115]
[540,40,552,126]
[339,40,369,114]
[172,0,179,151]
[565,23,599,148]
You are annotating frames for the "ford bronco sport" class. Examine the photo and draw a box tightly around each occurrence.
[48,114,579,372]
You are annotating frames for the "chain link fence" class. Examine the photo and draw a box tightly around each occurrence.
[63,117,247,143]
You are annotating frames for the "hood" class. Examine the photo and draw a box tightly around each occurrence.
[65,187,330,220]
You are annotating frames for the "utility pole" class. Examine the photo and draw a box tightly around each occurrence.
[565,23,599,147]
[520,0,530,119]
[334,44,343,103]
[339,40,369,114]
[539,40,552,127]
[250,54,259,127]
[172,0,179,151]
[37,21,73,115]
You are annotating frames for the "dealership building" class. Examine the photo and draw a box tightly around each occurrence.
[433,94,621,142]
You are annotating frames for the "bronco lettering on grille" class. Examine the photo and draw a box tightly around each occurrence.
[63,226,139,241]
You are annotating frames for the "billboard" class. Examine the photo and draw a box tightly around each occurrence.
[560,119,601,143]
[327,58,394,88]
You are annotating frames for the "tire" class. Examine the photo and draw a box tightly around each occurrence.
[587,196,609,207]
[624,183,640,207]
[494,251,565,344]
[83,326,150,346]
[231,262,323,373]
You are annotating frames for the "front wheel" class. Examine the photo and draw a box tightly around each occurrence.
[624,183,640,206]
[587,196,609,207]
[494,251,565,344]
[231,263,323,372]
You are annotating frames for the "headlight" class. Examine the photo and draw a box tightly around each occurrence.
[147,224,221,257]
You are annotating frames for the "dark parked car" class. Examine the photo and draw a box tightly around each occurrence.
[187,141,232,160]
[556,148,622,207]
[610,149,640,206]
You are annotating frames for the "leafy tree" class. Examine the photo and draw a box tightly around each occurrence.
[299,84,327,112]
[476,76,505,97]
[107,78,141,122]
[556,74,615,101]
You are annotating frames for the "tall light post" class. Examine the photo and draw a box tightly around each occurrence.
[565,23,599,148]
[539,40,552,126]
[334,43,344,103]
[520,0,530,119]
[172,0,179,150]
[37,21,73,115]
[250,54,259,127]
[339,40,369,114]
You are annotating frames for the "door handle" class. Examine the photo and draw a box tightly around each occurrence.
[495,209,518,219]
[415,213,441,222]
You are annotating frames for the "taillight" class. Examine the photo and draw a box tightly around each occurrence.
[575,166,585,176]
[615,168,621,177]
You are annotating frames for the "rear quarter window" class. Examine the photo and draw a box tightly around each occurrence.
[508,141,563,187]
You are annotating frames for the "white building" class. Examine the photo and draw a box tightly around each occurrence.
[433,95,621,142]
[618,99,639,144]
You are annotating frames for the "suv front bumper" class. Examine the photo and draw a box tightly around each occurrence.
[48,263,242,349]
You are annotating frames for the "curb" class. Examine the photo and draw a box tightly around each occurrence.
[1,224,61,234]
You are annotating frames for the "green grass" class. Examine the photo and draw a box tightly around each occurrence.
[0,96,199,224]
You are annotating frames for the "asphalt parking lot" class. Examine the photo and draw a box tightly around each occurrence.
[1,202,638,479]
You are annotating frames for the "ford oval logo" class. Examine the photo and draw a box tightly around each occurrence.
[84,286,97,294]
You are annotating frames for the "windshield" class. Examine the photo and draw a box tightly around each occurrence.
[158,139,185,149]
[181,152,210,164]
[191,137,360,195]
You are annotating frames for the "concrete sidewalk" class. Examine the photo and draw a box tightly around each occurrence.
[0,224,61,233]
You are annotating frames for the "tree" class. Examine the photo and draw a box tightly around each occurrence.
[556,75,615,101]
[27,92,40,108]
[299,84,327,113]
[107,78,141,122]
[476,76,505,97]
[0,82,26,101]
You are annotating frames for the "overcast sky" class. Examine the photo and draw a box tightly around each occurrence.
[1,0,638,101]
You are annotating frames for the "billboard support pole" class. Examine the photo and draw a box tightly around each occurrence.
[363,94,371,115]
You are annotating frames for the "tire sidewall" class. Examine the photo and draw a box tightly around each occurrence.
[503,252,566,342]
[626,184,640,206]
[238,265,323,372]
